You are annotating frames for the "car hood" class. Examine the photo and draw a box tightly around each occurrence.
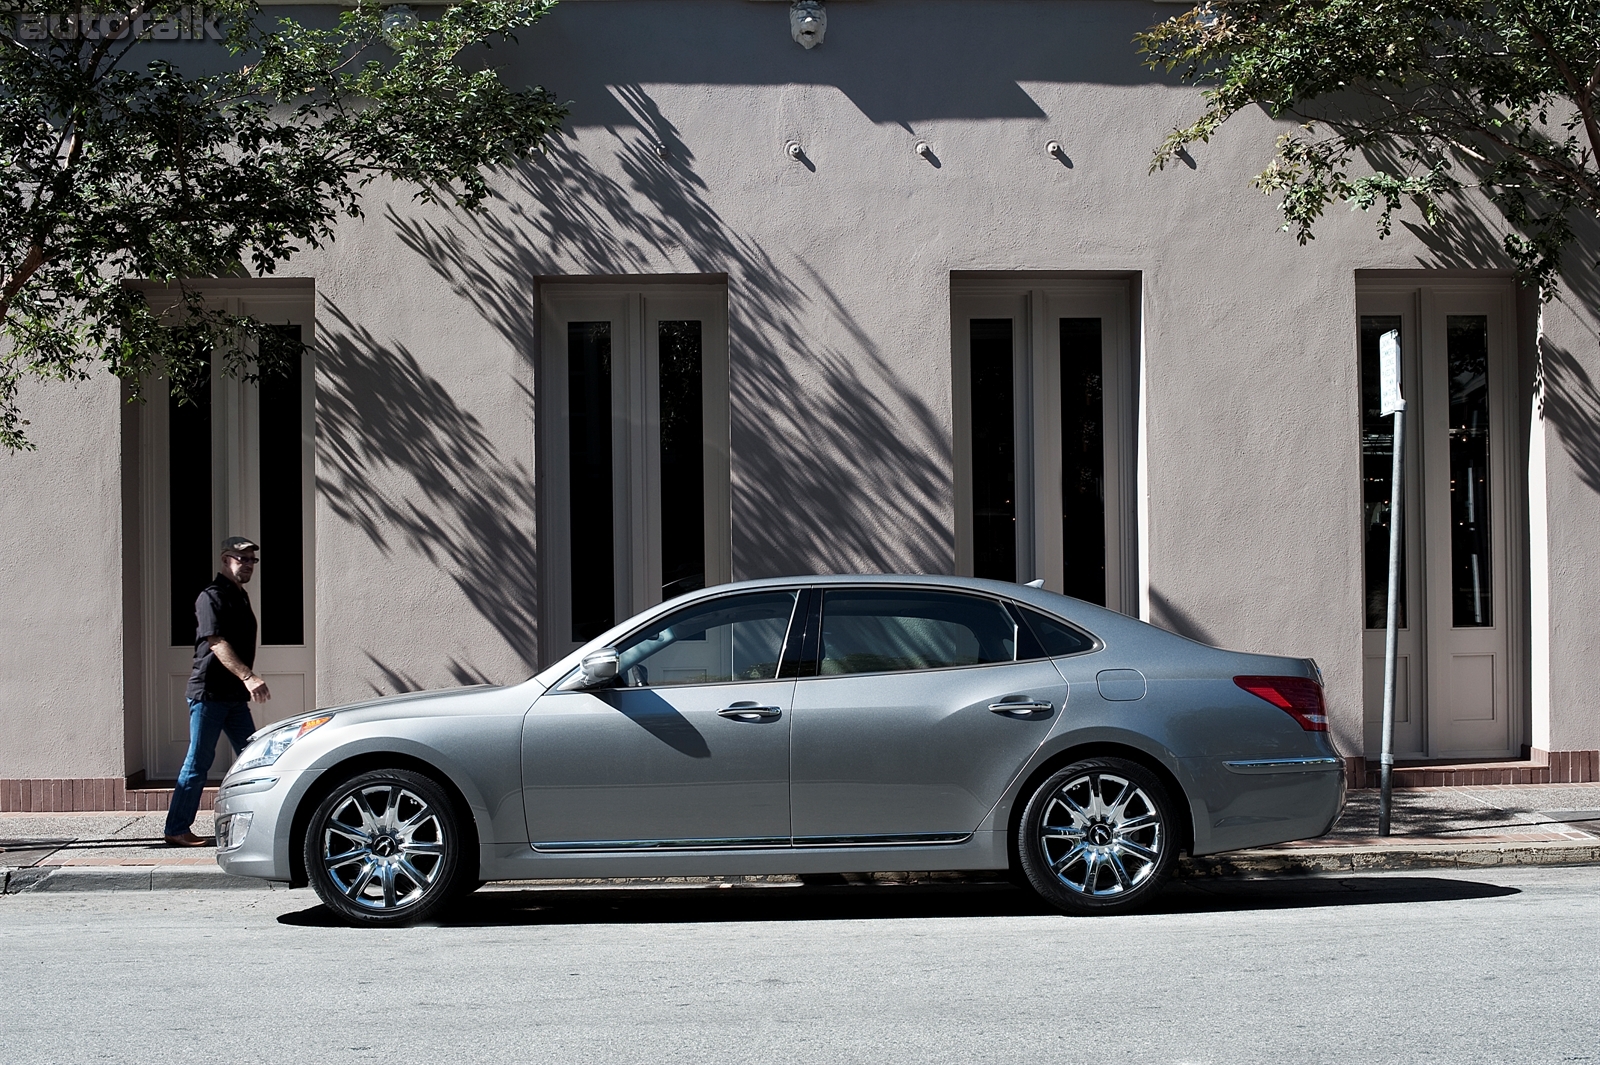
[316,679,546,726]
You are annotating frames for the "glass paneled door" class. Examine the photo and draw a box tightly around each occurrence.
[540,285,731,662]
[1358,283,1521,759]
[952,280,1135,611]
[139,291,316,779]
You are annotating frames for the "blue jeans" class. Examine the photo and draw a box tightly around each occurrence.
[165,699,256,837]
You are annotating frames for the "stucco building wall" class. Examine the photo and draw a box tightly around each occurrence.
[1,0,1595,800]
[1539,293,1600,754]
[0,377,126,779]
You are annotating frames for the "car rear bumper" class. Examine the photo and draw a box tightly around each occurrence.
[1183,755,1346,856]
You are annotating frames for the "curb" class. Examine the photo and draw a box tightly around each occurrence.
[1179,840,1600,877]
[6,843,1599,895]
[3,865,276,893]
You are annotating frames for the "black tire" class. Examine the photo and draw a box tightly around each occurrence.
[1016,757,1178,915]
[304,768,464,927]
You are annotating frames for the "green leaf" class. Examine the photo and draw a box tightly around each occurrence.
[1,0,568,449]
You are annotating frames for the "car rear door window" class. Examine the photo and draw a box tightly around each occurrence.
[818,589,1017,674]
[615,591,799,687]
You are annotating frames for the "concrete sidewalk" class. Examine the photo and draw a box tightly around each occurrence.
[3,783,1599,894]
[1182,782,1600,876]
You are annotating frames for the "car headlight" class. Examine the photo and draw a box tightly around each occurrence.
[232,715,332,773]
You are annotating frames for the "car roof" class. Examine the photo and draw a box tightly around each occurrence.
[531,572,1156,688]
[682,573,1148,628]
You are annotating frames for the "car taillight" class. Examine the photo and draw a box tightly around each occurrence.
[1234,675,1328,731]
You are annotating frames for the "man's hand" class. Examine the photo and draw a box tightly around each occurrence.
[208,637,271,702]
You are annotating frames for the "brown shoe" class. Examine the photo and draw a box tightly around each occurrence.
[163,831,210,847]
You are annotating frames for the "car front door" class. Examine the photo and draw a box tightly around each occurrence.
[789,587,1070,843]
[522,589,800,849]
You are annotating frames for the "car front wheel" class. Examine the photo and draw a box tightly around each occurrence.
[304,769,463,927]
[1017,757,1178,915]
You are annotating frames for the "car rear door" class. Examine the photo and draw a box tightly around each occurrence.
[522,589,801,849]
[789,586,1068,843]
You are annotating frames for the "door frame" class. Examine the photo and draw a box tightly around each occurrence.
[136,282,316,779]
[1356,278,1526,759]
[951,277,1137,612]
[538,282,731,664]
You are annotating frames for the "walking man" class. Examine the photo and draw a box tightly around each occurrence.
[164,536,271,846]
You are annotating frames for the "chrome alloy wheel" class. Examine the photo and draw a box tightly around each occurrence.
[1037,771,1164,897]
[321,783,447,910]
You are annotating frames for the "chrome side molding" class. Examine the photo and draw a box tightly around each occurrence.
[532,832,973,853]
[1222,757,1342,775]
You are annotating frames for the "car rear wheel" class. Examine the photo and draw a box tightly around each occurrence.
[304,769,463,927]
[1017,757,1177,915]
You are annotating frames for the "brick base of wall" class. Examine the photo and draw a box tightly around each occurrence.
[0,778,217,813]
[1531,748,1600,783]
[1343,749,1600,789]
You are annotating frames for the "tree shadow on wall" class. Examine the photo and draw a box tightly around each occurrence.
[317,302,540,675]
[386,83,951,578]
[361,650,497,697]
[1146,586,1216,645]
[1543,334,1600,496]
[1401,196,1600,499]
[1543,213,1600,497]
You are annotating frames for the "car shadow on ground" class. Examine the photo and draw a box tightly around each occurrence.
[276,874,1519,927]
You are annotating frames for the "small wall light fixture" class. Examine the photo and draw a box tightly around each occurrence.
[1046,141,1064,157]
[914,141,933,158]
[791,0,826,49]
[786,140,804,160]
[380,4,417,44]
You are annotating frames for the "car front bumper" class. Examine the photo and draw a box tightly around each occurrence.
[214,769,308,882]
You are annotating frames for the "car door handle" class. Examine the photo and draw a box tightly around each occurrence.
[718,703,783,720]
[989,700,1052,716]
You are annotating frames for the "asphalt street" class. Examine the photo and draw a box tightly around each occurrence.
[1,867,1596,1064]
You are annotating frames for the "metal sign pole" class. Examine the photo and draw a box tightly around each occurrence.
[1377,329,1405,837]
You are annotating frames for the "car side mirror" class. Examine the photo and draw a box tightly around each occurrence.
[579,647,620,688]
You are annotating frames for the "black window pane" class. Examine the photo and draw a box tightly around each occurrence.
[970,319,1015,582]
[819,589,1017,675]
[659,320,705,601]
[169,363,212,646]
[258,326,304,645]
[1017,605,1097,657]
[1060,318,1106,605]
[1448,316,1493,627]
[569,322,615,642]
[1360,316,1406,629]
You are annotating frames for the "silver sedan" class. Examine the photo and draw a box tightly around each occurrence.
[214,575,1345,925]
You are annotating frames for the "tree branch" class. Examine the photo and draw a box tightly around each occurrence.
[81,3,154,81]
[1520,23,1600,184]
[0,244,46,322]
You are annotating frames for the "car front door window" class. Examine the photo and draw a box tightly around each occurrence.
[616,591,798,688]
